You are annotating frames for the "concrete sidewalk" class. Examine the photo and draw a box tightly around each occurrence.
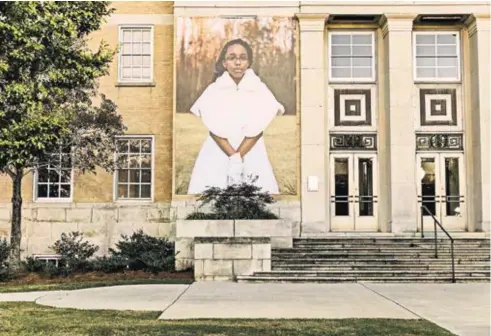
[0,282,489,336]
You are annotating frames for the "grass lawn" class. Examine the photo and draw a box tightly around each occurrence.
[0,302,456,336]
[0,278,193,293]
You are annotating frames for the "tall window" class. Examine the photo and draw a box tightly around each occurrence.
[119,26,153,82]
[414,32,460,81]
[116,137,153,200]
[329,32,375,81]
[35,150,72,200]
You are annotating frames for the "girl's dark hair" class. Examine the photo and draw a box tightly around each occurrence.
[213,38,253,81]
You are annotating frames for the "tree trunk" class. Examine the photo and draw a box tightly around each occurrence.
[10,170,23,268]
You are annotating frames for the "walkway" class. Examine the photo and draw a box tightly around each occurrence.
[0,282,489,336]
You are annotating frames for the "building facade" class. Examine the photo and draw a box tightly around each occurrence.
[0,1,489,257]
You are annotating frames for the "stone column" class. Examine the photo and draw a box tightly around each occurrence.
[296,14,328,234]
[382,15,417,233]
[467,15,490,232]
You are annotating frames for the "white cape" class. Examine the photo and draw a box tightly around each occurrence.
[187,69,284,194]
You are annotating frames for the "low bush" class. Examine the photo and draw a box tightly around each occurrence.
[0,238,11,281]
[109,230,175,274]
[186,180,279,220]
[22,257,45,273]
[90,255,128,273]
[50,232,99,275]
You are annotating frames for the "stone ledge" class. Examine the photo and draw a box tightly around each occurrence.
[176,220,234,238]
[194,237,270,244]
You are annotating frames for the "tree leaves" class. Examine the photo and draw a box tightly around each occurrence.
[0,1,125,174]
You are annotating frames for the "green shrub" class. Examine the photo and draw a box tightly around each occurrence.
[42,262,62,278]
[90,255,128,273]
[50,232,99,274]
[22,256,45,273]
[109,230,175,274]
[186,180,279,220]
[0,238,11,281]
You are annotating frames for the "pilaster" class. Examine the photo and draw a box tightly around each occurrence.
[296,14,328,233]
[466,15,490,232]
[382,14,418,233]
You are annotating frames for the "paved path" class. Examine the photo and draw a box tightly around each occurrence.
[36,285,188,311]
[0,282,489,336]
[159,282,416,319]
[363,283,490,336]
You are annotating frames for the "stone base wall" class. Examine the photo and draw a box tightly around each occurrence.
[175,219,294,271]
[0,202,173,257]
[194,237,271,281]
[0,200,299,261]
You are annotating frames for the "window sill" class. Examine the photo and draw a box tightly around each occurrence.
[414,80,461,84]
[114,199,154,204]
[115,82,156,87]
[329,80,377,85]
[33,199,73,204]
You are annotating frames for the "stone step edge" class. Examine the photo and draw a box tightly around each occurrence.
[254,270,490,274]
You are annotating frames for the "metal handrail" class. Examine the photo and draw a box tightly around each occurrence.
[420,205,455,283]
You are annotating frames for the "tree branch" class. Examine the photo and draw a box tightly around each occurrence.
[4,166,15,179]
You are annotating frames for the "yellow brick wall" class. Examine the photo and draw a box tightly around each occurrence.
[111,1,173,15]
[77,11,174,202]
[0,173,33,203]
[0,2,175,204]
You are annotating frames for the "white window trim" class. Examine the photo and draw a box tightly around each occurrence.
[328,31,376,83]
[412,30,461,83]
[113,135,155,202]
[33,167,74,203]
[117,25,154,83]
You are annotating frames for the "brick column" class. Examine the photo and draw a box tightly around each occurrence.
[467,15,490,232]
[296,14,328,234]
[382,15,417,233]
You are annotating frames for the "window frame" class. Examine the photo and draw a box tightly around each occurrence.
[33,151,74,203]
[113,135,155,202]
[117,25,154,84]
[412,30,461,83]
[328,31,376,83]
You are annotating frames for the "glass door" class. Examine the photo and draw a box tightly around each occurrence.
[330,153,378,231]
[417,153,465,231]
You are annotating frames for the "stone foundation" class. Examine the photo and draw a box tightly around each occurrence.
[175,219,294,271]
[0,200,300,260]
[0,202,173,257]
[194,237,271,281]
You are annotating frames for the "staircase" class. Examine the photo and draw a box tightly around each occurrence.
[237,237,490,283]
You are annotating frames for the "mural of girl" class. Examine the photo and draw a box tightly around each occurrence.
[187,38,284,194]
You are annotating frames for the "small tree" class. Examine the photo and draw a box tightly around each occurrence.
[186,179,279,220]
[0,2,125,267]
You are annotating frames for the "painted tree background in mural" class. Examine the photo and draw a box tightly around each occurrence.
[175,17,298,195]
[176,17,296,115]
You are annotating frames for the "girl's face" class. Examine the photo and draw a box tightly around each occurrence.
[222,44,249,81]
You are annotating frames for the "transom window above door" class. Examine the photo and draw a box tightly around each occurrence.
[329,32,376,82]
[413,32,460,82]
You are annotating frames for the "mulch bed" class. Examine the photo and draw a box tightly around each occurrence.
[1,270,194,287]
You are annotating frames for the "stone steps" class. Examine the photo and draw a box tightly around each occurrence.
[253,270,490,277]
[294,238,489,243]
[290,245,490,250]
[294,243,490,247]
[273,265,491,271]
[241,237,490,283]
[272,258,490,264]
[237,276,491,283]
[275,248,490,254]
[271,253,490,259]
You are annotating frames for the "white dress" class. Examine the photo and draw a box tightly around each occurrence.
[187,68,284,194]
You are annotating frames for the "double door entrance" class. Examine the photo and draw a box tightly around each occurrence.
[417,153,466,231]
[328,152,466,232]
[329,153,378,231]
